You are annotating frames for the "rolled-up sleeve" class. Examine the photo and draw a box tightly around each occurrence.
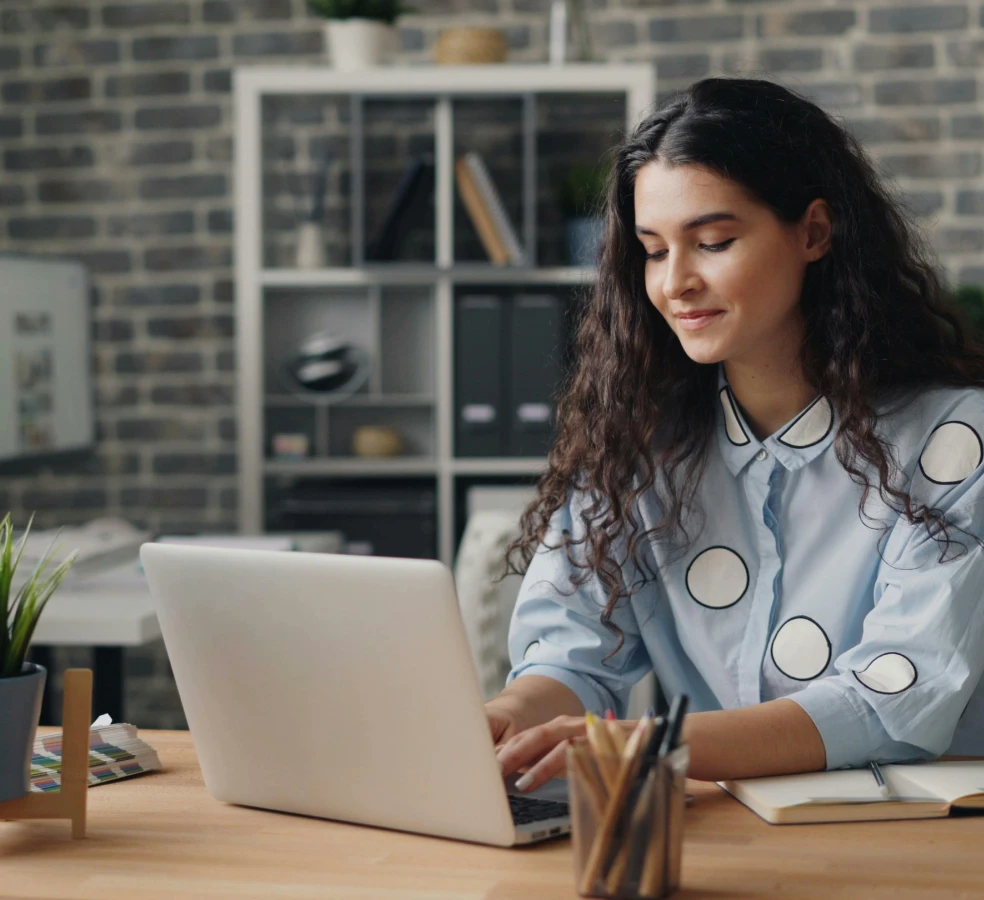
[505,490,653,719]
[789,437,984,770]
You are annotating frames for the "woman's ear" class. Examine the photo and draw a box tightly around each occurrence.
[802,198,833,262]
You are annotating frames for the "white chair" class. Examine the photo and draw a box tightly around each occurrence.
[454,486,656,717]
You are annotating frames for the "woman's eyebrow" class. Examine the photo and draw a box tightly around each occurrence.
[635,211,739,237]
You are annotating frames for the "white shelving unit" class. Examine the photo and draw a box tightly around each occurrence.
[234,64,656,565]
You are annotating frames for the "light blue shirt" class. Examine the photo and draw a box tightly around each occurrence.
[506,366,984,769]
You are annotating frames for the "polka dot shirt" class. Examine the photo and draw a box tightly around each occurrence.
[506,365,984,770]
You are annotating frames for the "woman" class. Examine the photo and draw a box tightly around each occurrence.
[489,77,984,793]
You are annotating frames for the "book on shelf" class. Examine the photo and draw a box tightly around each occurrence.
[365,153,435,262]
[30,722,162,793]
[719,760,984,825]
[455,152,525,266]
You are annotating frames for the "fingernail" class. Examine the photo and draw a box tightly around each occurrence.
[515,773,533,792]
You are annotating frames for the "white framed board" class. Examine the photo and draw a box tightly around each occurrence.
[0,254,93,463]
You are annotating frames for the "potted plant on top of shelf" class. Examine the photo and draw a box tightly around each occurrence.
[556,160,611,267]
[0,513,77,802]
[307,0,415,72]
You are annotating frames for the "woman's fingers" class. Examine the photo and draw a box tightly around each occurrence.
[496,715,586,779]
[513,739,570,793]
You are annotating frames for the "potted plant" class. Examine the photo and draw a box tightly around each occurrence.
[556,160,610,267]
[307,0,414,71]
[0,514,77,802]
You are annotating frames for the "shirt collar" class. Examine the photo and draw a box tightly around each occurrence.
[715,365,837,476]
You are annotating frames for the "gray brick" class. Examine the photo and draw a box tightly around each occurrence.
[121,488,209,509]
[598,20,636,47]
[117,418,205,441]
[132,36,220,62]
[134,105,222,130]
[757,10,855,37]
[145,245,232,272]
[106,72,191,98]
[36,110,122,136]
[139,173,226,200]
[875,79,976,106]
[129,140,194,166]
[93,319,135,342]
[219,487,238,510]
[203,69,232,93]
[213,279,234,303]
[74,250,132,274]
[798,82,863,110]
[204,0,294,21]
[232,32,322,57]
[115,351,204,374]
[118,284,200,307]
[947,38,984,68]
[219,418,237,441]
[650,15,743,42]
[0,7,89,33]
[203,0,235,23]
[102,3,191,28]
[153,453,236,475]
[870,5,967,33]
[94,384,140,407]
[903,190,945,217]
[4,146,94,171]
[2,77,91,104]
[8,216,96,240]
[846,117,941,144]
[38,179,124,204]
[217,349,235,371]
[107,211,196,238]
[208,209,233,233]
[0,46,20,70]
[147,315,234,339]
[150,384,235,405]
[205,136,233,162]
[953,116,984,139]
[936,228,984,253]
[0,116,22,140]
[33,39,121,67]
[653,54,709,80]
[0,185,26,206]
[881,152,981,179]
[755,47,823,72]
[956,191,984,215]
[22,489,107,511]
[854,43,934,71]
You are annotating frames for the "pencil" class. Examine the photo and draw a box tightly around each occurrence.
[585,712,620,792]
[869,761,892,799]
[604,710,627,757]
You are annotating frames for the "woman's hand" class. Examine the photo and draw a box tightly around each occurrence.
[495,715,590,792]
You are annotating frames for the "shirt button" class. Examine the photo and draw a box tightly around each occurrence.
[755,448,768,461]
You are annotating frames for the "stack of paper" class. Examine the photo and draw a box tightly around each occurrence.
[30,722,162,793]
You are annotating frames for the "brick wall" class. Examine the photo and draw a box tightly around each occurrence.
[2,0,983,727]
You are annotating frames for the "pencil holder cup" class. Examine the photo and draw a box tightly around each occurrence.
[568,739,689,899]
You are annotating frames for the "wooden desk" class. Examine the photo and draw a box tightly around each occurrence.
[2,731,983,898]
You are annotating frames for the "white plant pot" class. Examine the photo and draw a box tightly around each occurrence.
[295,221,326,269]
[324,19,397,71]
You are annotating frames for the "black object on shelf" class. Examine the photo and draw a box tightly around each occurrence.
[266,477,437,559]
[507,293,565,457]
[365,153,435,262]
[455,294,506,457]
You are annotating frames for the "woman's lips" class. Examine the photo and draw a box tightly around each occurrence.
[676,310,724,332]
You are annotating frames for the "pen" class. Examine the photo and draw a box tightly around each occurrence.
[869,761,892,799]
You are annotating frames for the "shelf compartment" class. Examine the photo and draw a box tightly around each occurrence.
[327,404,435,458]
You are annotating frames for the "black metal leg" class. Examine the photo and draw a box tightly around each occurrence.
[92,646,125,724]
[29,644,56,726]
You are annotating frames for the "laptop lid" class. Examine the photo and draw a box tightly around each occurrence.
[140,543,519,846]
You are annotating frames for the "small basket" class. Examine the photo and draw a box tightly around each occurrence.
[434,27,508,65]
[568,739,689,899]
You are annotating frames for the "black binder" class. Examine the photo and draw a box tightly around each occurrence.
[508,293,564,457]
[455,294,505,457]
[365,153,435,261]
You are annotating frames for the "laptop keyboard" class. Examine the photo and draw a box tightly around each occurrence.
[509,794,570,825]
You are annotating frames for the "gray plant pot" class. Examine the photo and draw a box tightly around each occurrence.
[565,215,605,267]
[0,662,46,802]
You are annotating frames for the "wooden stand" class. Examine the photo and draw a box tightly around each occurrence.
[0,668,92,838]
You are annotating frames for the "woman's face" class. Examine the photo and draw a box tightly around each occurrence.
[634,159,830,368]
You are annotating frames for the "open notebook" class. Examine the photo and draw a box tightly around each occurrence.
[719,761,984,824]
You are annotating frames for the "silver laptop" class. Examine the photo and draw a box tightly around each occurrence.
[140,542,571,846]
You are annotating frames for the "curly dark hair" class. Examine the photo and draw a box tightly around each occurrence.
[503,76,984,659]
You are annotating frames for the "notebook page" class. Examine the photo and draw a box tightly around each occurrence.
[887,761,984,804]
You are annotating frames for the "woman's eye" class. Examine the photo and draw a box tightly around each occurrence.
[645,250,667,261]
[702,239,736,252]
